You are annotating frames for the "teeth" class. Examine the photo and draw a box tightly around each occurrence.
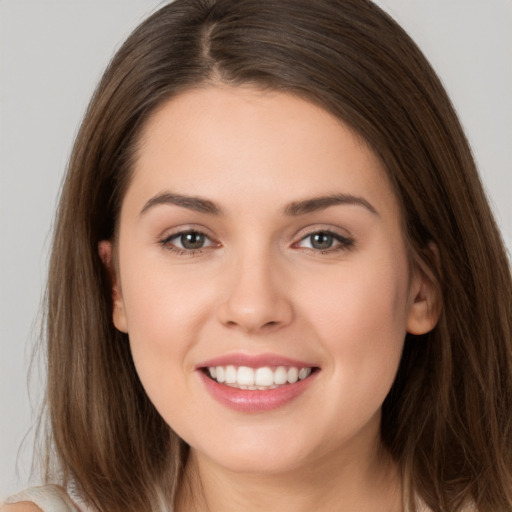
[287,367,299,384]
[298,367,311,380]
[216,366,225,383]
[207,365,313,389]
[255,367,274,386]
[274,366,288,385]
[225,365,237,384]
[237,366,255,386]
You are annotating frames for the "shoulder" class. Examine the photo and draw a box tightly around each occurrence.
[1,504,42,512]
[2,486,83,512]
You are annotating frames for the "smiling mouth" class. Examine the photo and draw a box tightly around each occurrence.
[202,365,318,390]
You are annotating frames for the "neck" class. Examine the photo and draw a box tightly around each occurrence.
[176,439,402,512]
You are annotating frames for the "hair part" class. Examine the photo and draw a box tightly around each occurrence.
[42,1,512,511]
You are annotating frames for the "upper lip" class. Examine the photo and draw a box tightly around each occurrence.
[196,352,318,369]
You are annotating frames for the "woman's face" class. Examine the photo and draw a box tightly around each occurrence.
[104,86,434,475]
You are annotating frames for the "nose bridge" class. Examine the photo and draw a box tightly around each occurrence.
[217,241,293,332]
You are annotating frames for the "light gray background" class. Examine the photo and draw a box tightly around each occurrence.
[1,0,511,498]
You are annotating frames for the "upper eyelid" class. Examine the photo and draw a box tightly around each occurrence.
[165,231,212,242]
[164,229,211,240]
[157,225,216,241]
[294,224,353,240]
[156,225,353,245]
[162,230,218,247]
[158,230,219,255]
[293,227,355,251]
[299,230,350,241]
[295,231,353,246]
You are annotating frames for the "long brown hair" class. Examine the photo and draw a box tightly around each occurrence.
[42,1,512,511]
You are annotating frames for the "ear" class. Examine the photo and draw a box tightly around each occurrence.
[98,240,128,333]
[406,246,442,335]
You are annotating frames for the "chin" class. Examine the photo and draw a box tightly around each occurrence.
[204,446,310,476]
[187,423,330,477]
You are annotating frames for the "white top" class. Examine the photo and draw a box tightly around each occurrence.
[3,486,83,512]
[4,484,470,511]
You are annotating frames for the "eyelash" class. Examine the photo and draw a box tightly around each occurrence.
[294,230,355,254]
[158,230,218,256]
[158,229,354,256]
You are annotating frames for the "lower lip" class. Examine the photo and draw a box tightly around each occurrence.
[198,370,318,412]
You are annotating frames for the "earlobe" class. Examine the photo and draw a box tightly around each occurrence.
[406,251,442,335]
[98,240,128,333]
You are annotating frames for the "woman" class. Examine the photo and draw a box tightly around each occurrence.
[3,0,512,511]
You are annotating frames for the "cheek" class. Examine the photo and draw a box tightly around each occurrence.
[120,268,216,425]
[122,268,214,352]
[298,251,410,394]
[117,253,217,398]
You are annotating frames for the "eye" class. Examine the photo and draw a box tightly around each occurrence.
[159,230,217,253]
[175,231,209,250]
[296,230,354,252]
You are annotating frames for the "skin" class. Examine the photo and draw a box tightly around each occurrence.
[100,85,439,512]
[1,506,42,512]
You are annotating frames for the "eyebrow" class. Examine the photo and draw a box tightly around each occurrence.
[283,194,378,216]
[140,191,378,217]
[140,192,222,216]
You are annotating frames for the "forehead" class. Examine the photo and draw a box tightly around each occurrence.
[126,85,399,220]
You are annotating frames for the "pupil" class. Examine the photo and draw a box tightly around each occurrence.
[181,232,205,249]
[311,233,333,249]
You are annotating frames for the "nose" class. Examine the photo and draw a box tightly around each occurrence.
[216,250,294,334]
